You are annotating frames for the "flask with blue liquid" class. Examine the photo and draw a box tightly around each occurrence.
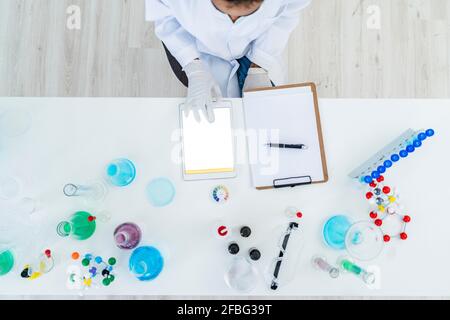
[106,158,136,187]
[129,246,164,281]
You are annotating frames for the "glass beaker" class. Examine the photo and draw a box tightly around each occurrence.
[105,158,136,187]
[57,211,97,240]
[114,222,142,250]
[129,246,164,281]
[323,215,384,261]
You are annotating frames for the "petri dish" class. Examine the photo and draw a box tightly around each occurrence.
[146,178,175,207]
[0,109,32,137]
[345,221,384,261]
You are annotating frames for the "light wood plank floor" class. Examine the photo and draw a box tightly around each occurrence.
[0,0,449,300]
[0,0,449,98]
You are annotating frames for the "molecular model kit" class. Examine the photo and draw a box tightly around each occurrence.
[349,128,435,243]
[68,252,117,290]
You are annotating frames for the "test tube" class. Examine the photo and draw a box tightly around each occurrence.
[312,256,339,279]
[338,257,375,285]
[63,181,107,204]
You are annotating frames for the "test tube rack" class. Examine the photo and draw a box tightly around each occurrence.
[349,128,435,183]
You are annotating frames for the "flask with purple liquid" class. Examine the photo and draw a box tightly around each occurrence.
[114,223,142,250]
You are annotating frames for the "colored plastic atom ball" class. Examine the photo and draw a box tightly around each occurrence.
[71,252,80,260]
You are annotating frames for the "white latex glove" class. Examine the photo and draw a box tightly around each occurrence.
[243,67,273,92]
[183,60,222,123]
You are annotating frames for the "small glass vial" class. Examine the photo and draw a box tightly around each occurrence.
[312,255,339,279]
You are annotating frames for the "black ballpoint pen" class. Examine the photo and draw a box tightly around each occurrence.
[266,143,308,150]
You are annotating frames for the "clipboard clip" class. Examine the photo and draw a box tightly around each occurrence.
[273,176,312,189]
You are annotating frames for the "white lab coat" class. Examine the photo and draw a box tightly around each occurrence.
[145,0,312,97]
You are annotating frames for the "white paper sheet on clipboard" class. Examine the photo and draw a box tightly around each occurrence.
[243,83,328,190]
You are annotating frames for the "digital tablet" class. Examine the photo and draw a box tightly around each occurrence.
[180,101,236,181]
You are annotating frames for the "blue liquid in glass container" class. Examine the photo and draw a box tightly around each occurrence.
[106,158,136,187]
[129,246,164,281]
[323,215,352,250]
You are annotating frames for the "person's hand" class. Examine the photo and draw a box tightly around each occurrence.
[243,67,272,92]
[183,59,222,123]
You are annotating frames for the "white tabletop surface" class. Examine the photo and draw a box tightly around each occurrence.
[0,97,449,297]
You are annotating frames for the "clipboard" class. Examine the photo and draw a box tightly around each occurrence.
[243,83,328,190]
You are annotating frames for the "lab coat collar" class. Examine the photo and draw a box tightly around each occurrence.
[207,0,280,25]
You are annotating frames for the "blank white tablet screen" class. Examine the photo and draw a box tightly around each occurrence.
[182,107,234,174]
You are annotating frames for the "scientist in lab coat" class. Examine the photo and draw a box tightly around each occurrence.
[145,0,312,122]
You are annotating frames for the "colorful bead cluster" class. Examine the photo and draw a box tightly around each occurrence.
[365,175,410,242]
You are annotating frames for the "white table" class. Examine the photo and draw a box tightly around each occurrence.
[0,97,449,297]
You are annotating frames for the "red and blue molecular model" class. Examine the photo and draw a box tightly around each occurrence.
[349,128,435,242]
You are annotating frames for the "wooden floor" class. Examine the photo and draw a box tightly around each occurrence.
[0,0,449,98]
[0,0,449,300]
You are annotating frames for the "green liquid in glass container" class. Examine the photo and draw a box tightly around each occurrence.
[57,211,96,240]
[341,259,362,275]
[0,250,14,276]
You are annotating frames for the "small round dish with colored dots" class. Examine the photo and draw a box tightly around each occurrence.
[211,185,229,204]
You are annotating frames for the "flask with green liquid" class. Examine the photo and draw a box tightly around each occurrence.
[0,250,14,276]
[57,211,96,240]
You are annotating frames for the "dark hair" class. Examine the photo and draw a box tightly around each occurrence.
[225,0,263,6]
